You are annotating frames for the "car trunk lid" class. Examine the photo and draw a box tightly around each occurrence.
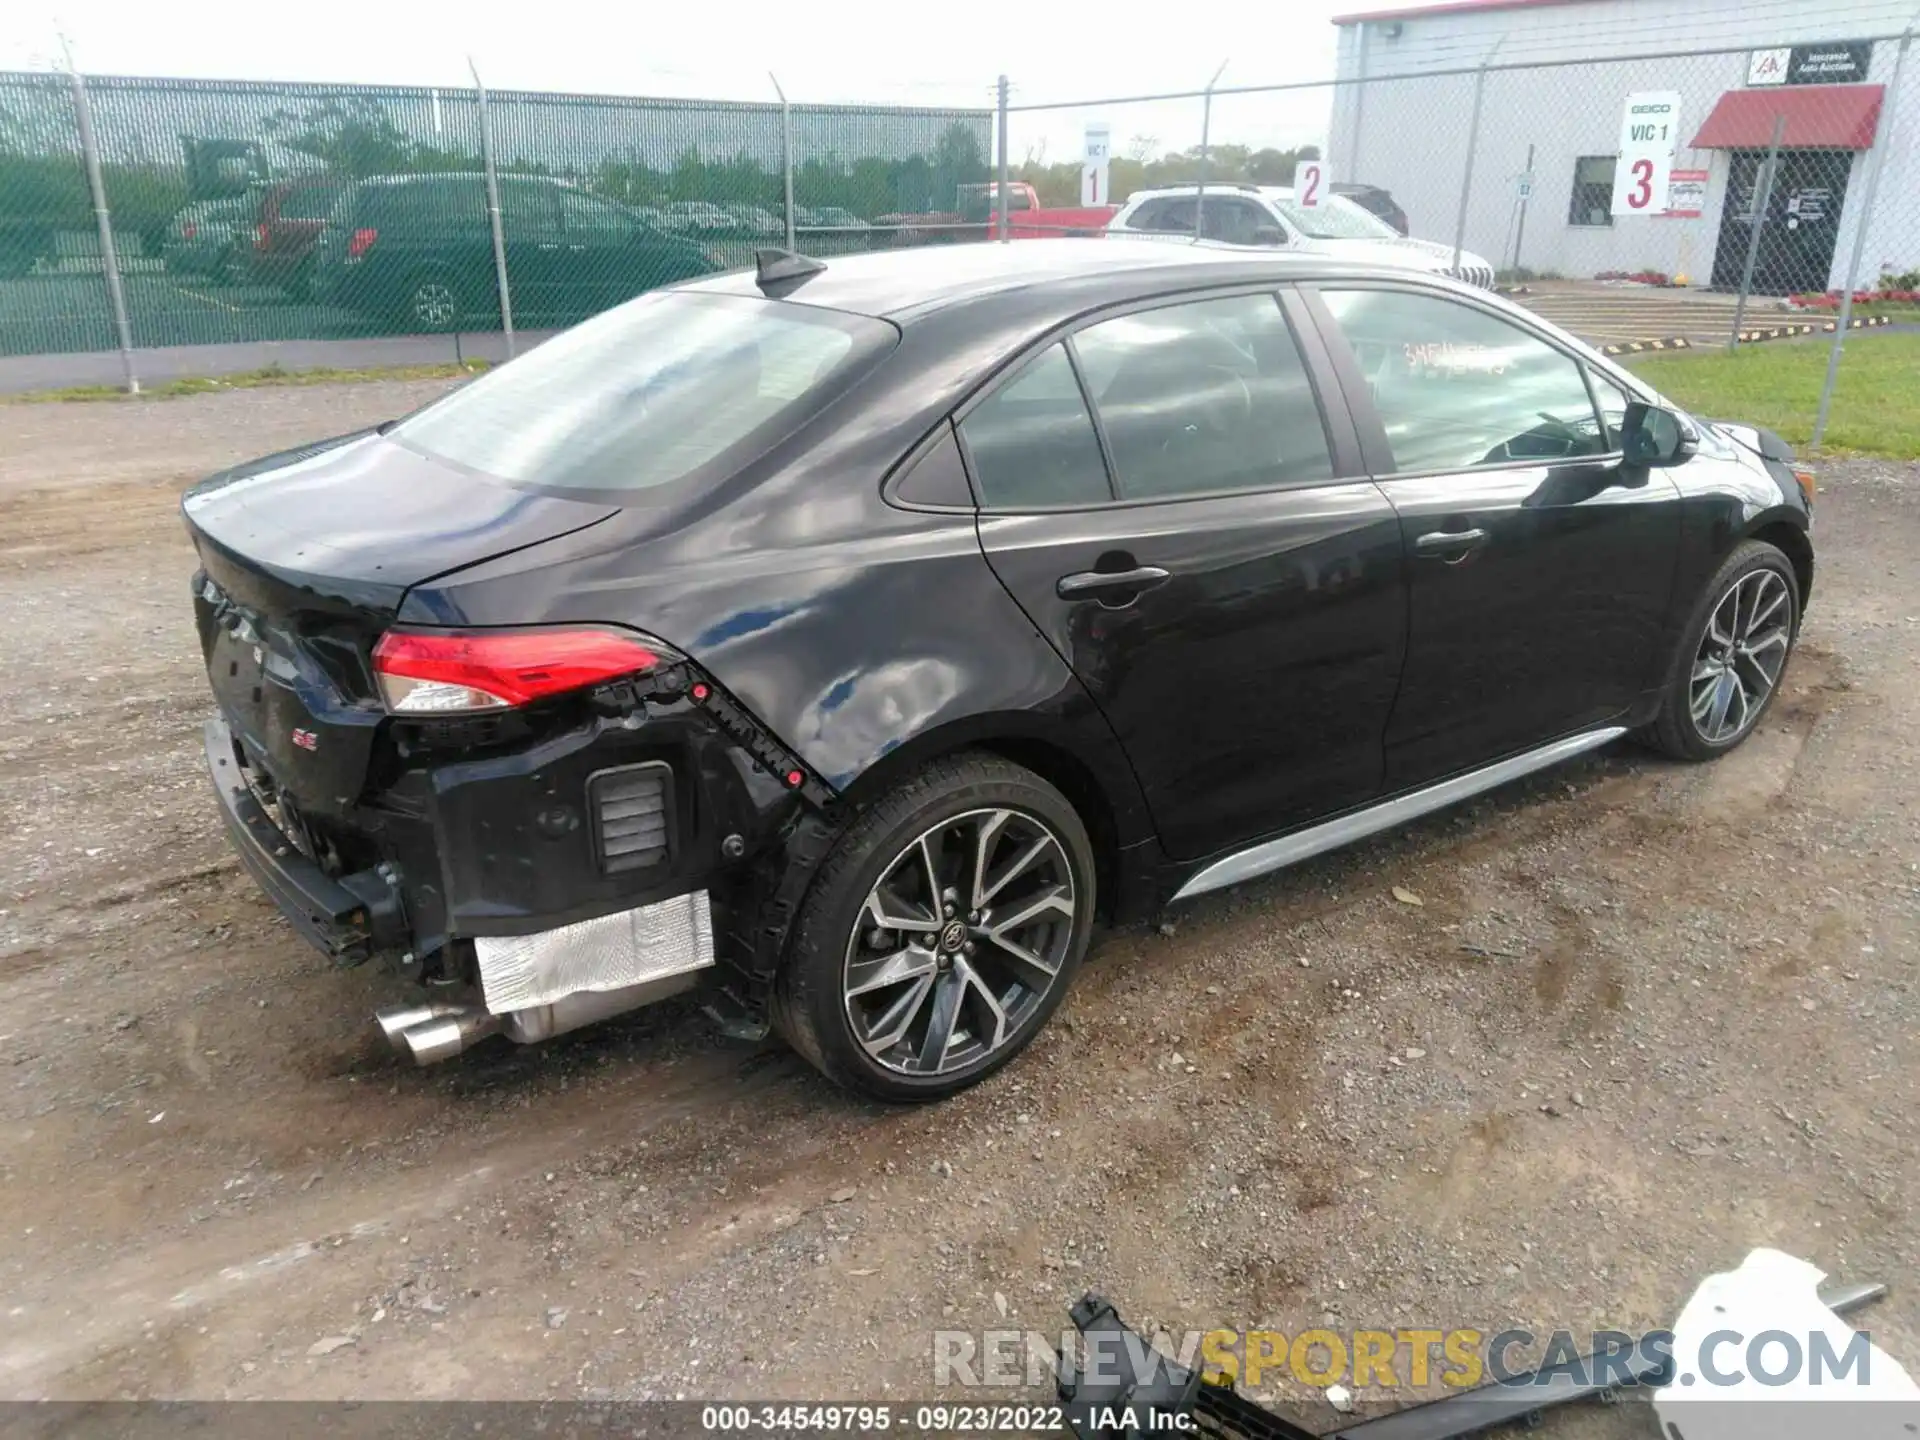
[184,428,619,813]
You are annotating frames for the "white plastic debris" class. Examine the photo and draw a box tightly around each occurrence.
[1655,1248,1918,1439]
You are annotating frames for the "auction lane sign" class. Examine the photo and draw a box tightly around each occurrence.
[1612,90,1681,217]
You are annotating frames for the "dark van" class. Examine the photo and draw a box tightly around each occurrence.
[312,173,718,332]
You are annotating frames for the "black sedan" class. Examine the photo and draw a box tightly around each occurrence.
[184,240,1813,1100]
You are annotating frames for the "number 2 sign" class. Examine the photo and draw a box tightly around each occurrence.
[1293,159,1327,208]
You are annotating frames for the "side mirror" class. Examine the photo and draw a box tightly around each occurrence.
[1622,402,1699,466]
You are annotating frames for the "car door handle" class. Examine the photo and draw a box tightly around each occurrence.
[1414,528,1490,559]
[1056,566,1172,601]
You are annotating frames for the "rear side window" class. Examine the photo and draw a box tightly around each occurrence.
[394,291,894,496]
[959,344,1112,508]
[1319,288,1606,474]
[279,184,337,221]
[1073,294,1334,500]
[1126,197,1196,234]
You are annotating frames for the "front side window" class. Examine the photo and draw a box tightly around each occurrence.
[395,291,892,496]
[560,191,635,240]
[1569,156,1616,227]
[1319,288,1605,474]
[959,344,1111,508]
[1588,369,1635,449]
[1073,293,1334,500]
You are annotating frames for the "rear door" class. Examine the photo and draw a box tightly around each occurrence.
[1303,283,1682,789]
[969,288,1407,862]
[498,179,566,323]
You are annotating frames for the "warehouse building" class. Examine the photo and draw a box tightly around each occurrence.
[1328,0,1918,293]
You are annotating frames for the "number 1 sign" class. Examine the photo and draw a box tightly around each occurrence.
[1612,91,1681,216]
[1293,159,1327,208]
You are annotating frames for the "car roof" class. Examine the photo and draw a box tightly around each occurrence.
[1122,184,1297,203]
[682,238,1371,321]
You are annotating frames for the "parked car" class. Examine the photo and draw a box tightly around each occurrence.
[161,195,255,279]
[188,241,1813,1100]
[310,173,717,332]
[247,174,347,298]
[796,205,869,234]
[1108,183,1494,287]
[723,204,784,237]
[1331,181,1410,236]
[879,181,1114,246]
[659,201,735,235]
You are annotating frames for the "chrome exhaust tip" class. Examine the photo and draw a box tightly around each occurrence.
[375,1001,465,1050]
[398,1009,504,1066]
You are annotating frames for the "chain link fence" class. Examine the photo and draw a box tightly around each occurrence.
[4,23,1916,439]
[1002,24,1916,442]
[0,69,989,365]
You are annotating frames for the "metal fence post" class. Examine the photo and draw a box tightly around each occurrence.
[1813,26,1913,446]
[769,73,796,252]
[1194,60,1228,240]
[470,58,515,359]
[1727,113,1787,353]
[1451,41,1501,276]
[1511,141,1535,275]
[65,59,138,393]
[996,75,1011,242]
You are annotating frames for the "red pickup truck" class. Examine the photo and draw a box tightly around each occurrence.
[877,182,1116,246]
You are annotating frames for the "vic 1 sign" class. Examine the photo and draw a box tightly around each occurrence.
[1612,90,1682,216]
[1293,159,1327,207]
[1081,124,1112,206]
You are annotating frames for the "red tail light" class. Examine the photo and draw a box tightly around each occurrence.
[347,226,379,260]
[255,222,269,251]
[372,627,664,714]
[181,220,198,241]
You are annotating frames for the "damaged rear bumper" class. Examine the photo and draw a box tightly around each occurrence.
[204,715,406,963]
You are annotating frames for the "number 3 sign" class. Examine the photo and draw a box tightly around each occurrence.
[1293,159,1327,208]
[1612,151,1674,215]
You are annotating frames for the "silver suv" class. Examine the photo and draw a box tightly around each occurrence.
[1107,183,1497,289]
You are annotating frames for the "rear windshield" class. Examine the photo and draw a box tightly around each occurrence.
[393,290,894,495]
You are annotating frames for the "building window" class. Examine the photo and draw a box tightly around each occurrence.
[1569,156,1616,227]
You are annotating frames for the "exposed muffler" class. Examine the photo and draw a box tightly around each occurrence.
[375,972,698,1066]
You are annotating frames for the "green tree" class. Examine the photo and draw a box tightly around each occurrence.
[263,96,418,176]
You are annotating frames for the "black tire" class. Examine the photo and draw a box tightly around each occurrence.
[1644,539,1800,761]
[772,753,1095,1102]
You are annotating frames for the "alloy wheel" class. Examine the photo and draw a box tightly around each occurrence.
[842,808,1077,1077]
[1690,568,1792,744]
[412,281,458,329]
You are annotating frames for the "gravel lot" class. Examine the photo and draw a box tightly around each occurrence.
[1,384,1915,1432]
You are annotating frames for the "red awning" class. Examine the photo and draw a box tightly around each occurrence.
[1692,85,1885,149]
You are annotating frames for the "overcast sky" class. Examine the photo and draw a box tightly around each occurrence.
[7,0,1348,163]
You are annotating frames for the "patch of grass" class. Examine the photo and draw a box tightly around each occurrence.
[2,359,489,404]
[1626,332,1920,460]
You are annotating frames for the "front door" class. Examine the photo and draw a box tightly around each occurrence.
[1711,148,1855,295]
[967,290,1407,862]
[1306,284,1683,790]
